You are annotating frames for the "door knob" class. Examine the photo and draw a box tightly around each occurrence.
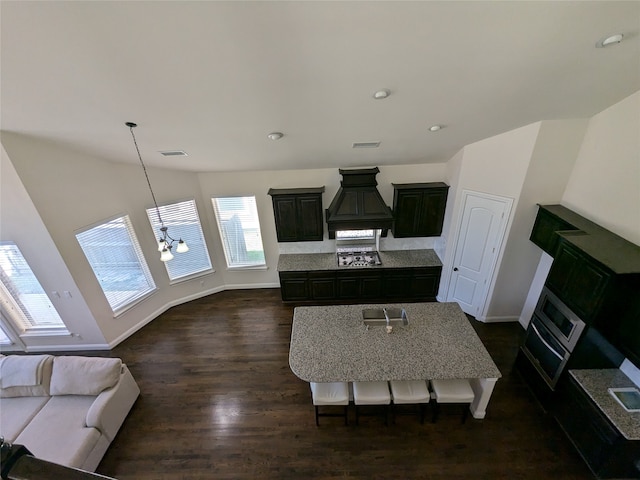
[453,267,459,271]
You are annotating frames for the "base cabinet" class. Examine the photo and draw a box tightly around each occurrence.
[554,376,640,479]
[279,266,441,303]
[279,272,309,302]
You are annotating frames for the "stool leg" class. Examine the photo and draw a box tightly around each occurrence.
[355,405,359,426]
[344,406,349,426]
[432,400,439,423]
[315,406,320,426]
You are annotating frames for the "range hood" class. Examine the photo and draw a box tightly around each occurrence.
[325,167,393,239]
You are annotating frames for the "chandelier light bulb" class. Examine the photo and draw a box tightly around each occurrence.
[158,240,167,252]
[160,247,174,262]
[176,240,189,253]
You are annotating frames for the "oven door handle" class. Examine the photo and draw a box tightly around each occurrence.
[531,323,564,360]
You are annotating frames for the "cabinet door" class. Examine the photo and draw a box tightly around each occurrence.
[336,274,360,299]
[309,272,335,300]
[418,190,448,236]
[547,242,611,322]
[530,207,578,256]
[272,197,299,242]
[383,270,413,298]
[279,272,308,301]
[360,273,383,299]
[411,267,441,299]
[393,190,422,237]
[297,196,324,241]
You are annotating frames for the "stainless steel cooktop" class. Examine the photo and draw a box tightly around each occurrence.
[336,251,381,267]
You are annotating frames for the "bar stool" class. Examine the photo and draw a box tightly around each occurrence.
[310,382,350,426]
[352,381,391,425]
[389,380,430,424]
[430,379,475,424]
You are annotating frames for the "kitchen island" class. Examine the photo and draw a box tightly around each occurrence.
[289,302,501,419]
[277,249,443,303]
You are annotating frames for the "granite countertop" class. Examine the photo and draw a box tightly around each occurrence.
[570,369,640,440]
[277,249,442,272]
[289,302,501,383]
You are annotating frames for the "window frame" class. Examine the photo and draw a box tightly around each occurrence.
[75,214,157,316]
[211,195,267,270]
[146,199,214,283]
[0,241,69,337]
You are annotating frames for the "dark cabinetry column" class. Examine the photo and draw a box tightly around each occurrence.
[392,183,449,238]
[268,187,325,242]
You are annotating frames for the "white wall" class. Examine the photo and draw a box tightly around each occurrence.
[562,90,640,245]
[1,144,108,351]
[438,122,541,320]
[491,119,589,322]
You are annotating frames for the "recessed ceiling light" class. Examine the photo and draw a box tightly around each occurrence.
[373,89,390,100]
[429,125,443,132]
[596,33,624,48]
[267,132,284,140]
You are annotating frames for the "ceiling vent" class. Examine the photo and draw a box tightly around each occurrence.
[159,150,188,157]
[352,142,380,149]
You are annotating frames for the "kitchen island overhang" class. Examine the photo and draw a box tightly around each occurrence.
[289,302,502,419]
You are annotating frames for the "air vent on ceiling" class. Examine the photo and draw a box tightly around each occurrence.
[159,150,188,157]
[352,142,380,149]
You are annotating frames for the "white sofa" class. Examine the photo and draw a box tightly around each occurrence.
[0,354,140,472]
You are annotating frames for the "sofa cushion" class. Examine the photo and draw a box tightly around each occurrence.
[50,356,122,396]
[0,396,50,442]
[0,355,53,397]
[15,395,101,469]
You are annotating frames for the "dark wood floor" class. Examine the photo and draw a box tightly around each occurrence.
[93,288,593,480]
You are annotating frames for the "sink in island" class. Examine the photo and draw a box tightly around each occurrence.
[289,302,502,419]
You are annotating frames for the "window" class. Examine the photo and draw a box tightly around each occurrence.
[0,242,68,335]
[146,199,213,281]
[76,215,156,314]
[212,196,266,268]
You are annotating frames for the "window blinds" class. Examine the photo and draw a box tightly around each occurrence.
[146,199,213,281]
[76,215,156,313]
[211,196,265,267]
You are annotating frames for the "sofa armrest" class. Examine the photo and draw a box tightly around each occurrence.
[85,365,140,442]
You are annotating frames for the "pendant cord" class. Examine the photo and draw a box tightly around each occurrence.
[128,124,164,227]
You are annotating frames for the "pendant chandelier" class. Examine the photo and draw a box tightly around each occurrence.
[126,122,188,262]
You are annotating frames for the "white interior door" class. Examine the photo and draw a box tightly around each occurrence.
[447,191,512,317]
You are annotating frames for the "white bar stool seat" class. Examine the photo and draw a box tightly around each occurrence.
[310,382,349,426]
[430,378,475,423]
[390,380,430,424]
[353,381,391,425]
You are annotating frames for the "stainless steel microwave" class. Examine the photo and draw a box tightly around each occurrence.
[534,287,586,352]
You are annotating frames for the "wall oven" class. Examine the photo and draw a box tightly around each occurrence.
[534,287,586,352]
[521,287,586,390]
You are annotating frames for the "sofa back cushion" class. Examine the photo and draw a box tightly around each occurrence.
[0,355,53,398]
[50,356,122,396]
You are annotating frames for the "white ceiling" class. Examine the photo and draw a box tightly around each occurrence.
[2,1,639,173]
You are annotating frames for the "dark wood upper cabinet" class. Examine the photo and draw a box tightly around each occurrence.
[392,183,449,238]
[268,187,324,242]
[529,206,580,256]
[530,204,640,366]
